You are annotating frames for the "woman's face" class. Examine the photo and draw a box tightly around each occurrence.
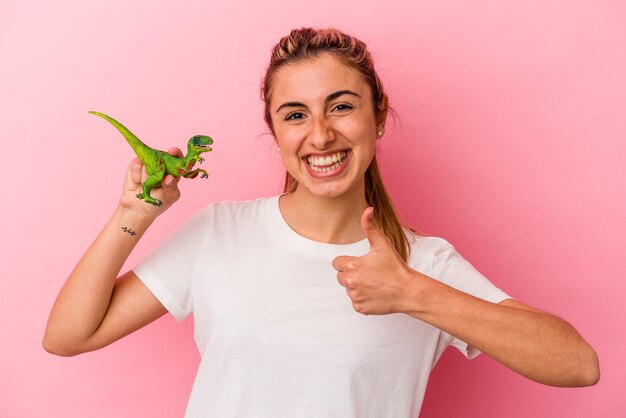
[270,53,383,199]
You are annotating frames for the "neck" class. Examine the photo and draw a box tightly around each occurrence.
[185,144,196,159]
[278,182,368,244]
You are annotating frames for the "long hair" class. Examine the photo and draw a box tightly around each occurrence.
[261,28,412,261]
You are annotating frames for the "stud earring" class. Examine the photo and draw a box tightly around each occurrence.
[377,127,384,137]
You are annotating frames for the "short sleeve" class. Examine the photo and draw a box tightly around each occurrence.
[430,240,512,359]
[133,208,209,321]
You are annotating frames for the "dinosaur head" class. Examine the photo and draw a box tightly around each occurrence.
[188,135,213,154]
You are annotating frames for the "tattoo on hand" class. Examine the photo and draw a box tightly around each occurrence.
[121,227,137,236]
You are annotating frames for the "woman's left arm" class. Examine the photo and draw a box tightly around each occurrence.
[405,277,600,387]
[332,208,600,387]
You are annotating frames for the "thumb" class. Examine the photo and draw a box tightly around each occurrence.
[361,207,386,249]
[161,174,181,200]
[168,147,184,158]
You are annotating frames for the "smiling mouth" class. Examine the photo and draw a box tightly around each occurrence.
[304,150,350,173]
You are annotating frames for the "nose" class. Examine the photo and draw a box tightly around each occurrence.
[307,115,335,149]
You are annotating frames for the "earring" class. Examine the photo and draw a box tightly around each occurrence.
[377,126,384,137]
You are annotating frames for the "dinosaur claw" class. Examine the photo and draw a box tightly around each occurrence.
[136,192,161,206]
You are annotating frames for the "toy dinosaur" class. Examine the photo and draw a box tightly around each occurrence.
[89,111,213,206]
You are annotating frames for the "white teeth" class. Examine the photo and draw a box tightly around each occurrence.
[306,151,348,170]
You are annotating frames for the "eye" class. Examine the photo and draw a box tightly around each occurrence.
[332,103,353,112]
[285,112,305,121]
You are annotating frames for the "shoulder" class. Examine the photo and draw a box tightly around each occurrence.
[406,231,451,252]
[406,231,454,259]
[404,231,457,275]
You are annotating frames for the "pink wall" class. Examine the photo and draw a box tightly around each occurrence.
[2,1,624,416]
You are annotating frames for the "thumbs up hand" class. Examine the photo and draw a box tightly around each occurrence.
[332,207,420,316]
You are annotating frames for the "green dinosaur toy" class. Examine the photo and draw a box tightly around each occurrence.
[89,111,213,206]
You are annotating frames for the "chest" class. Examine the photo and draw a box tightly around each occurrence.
[191,249,442,371]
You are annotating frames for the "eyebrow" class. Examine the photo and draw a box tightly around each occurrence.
[274,90,361,114]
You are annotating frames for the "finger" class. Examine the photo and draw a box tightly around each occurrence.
[336,271,347,288]
[163,175,175,188]
[332,255,357,272]
[336,271,357,289]
[127,156,141,167]
[127,159,143,185]
[161,175,181,201]
[360,207,387,250]
[134,162,146,181]
[361,207,376,232]
[168,147,183,158]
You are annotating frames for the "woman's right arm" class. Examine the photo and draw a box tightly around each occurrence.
[43,154,182,356]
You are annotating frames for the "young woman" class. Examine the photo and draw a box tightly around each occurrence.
[44,28,599,417]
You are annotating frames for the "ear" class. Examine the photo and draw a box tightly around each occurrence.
[376,93,389,127]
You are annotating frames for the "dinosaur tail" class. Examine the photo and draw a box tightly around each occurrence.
[89,111,150,157]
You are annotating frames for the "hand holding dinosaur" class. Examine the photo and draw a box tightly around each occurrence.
[332,208,421,316]
[90,111,213,206]
[119,150,183,219]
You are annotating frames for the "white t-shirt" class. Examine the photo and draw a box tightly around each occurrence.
[134,196,510,417]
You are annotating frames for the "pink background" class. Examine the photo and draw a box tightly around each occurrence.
[2,1,624,417]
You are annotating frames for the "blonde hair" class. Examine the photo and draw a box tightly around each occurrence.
[261,28,412,261]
